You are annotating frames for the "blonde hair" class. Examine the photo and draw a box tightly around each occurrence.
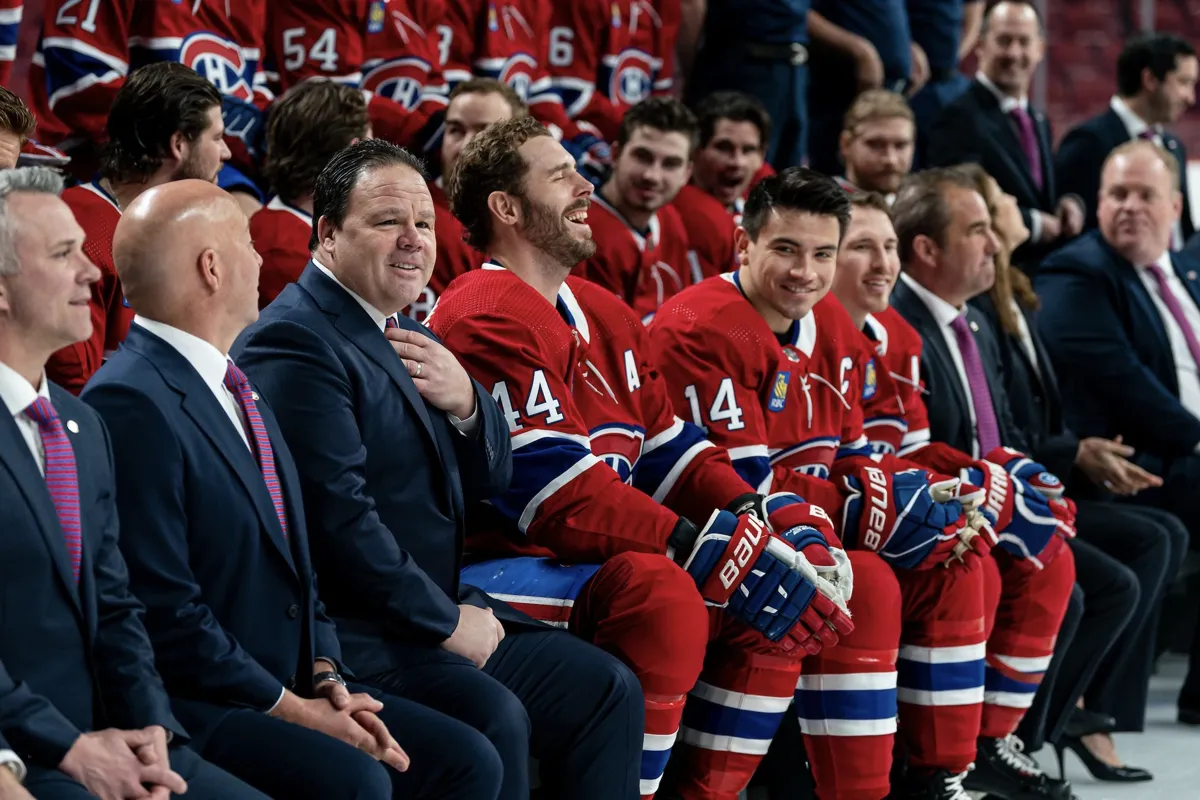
[842,90,915,138]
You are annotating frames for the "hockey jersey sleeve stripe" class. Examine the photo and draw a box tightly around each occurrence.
[835,434,873,461]
[544,76,594,118]
[863,416,906,433]
[728,448,772,496]
[517,453,604,533]
[487,432,606,532]
[898,428,931,457]
[648,439,713,503]
[513,428,593,451]
[43,36,129,75]
[642,417,685,453]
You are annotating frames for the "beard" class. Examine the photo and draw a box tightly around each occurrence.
[172,149,218,183]
[520,195,596,268]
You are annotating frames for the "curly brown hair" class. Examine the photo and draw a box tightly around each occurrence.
[264,79,370,204]
[446,115,551,250]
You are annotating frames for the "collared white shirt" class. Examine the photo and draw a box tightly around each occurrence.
[311,258,479,434]
[1110,96,1184,248]
[900,272,981,456]
[133,316,251,451]
[0,361,53,474]
[1010,300,1041,379]
[1134,253,1200,421]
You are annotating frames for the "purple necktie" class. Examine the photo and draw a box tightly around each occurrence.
[1009,107,1043,191]
[1138,129,1156,142]
[385,316,399,330]
[949,315,1002,455]
[1144,263,1200,370]
[25,397,83,583]
[224,363,289,539]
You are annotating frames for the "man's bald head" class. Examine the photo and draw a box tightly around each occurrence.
[115,180,263,350]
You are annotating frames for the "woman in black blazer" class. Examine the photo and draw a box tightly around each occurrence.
[968,165,1176,783]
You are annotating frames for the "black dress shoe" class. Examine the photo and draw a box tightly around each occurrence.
[1062,707,1116,738]
[1179,705,1200,725]
[1054,736,1153,783]
[963,736,1072,800]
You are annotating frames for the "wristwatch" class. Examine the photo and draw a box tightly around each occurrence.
[0,750,26,785]
[313,670,346,690]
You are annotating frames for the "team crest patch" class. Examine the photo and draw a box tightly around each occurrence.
[769,371,790,412]
[367,1,386,33]
[863,358,878,400]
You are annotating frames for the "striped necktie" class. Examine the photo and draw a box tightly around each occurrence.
[385,316,399,330]
[24,397,83,582]
[223,362,289,539]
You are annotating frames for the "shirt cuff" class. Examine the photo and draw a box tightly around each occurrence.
[265,685,286,715]
[0,750,26,785]
[1029,209,1044,243]
[448,405,480,436]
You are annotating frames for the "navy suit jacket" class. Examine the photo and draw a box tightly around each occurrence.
[232,263,518,678]
[1036,230,1200,460]
[0,381,181,768]
[82,324,343,750]
[1055,107,1195,242]
[927,79,1070,272]
[891,278,1030,456]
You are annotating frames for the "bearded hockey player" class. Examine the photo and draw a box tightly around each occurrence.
[428,115,867,800]
[830,186,1077,800]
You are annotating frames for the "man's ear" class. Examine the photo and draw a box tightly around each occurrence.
[487,190,521,230]
[198,248,220,294]
[912,233,937,267]
[0,278,10,315]
[168,130,189,165]
[316,215,338,255]
[734,226,752,267]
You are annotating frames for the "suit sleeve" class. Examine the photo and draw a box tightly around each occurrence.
[82,383,286,712]
[1037,261,1200,455]
[40,0,131,142]
[0,657,80,768]
[236,320,461,643]
[439,311,683,560]
[1054,128,1105,231]
[87,412,185,738]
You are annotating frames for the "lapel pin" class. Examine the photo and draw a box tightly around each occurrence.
[251,392,259,401]
[969,320,979,333]
[66,420,79,433]
[1188,271,1197,281]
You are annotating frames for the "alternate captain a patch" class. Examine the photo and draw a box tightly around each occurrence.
[863,358,878,400]
[769,371,790,412]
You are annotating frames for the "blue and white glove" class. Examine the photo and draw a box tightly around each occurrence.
[993,476,1071,569]
[563,132,612,187]
[674,509,854,655]
[984,446,1065,499]
[220,95,266,163]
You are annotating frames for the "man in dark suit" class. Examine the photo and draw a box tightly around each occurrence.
[1038,139,1200,724]
[1056,33,1197,247]
[926,1,1084,274]
[889,166,1078,799]
[234,140,644,800]
[82,179,505,799]
[0,169,268,799]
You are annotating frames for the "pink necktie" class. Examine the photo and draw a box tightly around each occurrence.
[1144,263,1200,370]
[223,362,289,539]
[949,315,1003,455]
[1009,107,1044,191]
[25,397,83,582]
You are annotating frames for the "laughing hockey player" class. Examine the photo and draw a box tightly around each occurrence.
[427,115,860,800]
[648,171,1074,799]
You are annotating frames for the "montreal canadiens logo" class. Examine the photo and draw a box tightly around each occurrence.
[364,57,431,110]
[608,51,655,106]
[590,425,644,483]
[180,32,253,101]
[497,54,538,100]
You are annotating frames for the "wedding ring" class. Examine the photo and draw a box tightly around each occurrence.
[415,362,423,378]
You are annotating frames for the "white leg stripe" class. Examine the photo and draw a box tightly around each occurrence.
[797,717,898,737]
[796,672,897,691]
[644,731,678,751]
[984,690,1036,709]
[898,643,987,663]
[678,728,772,755]
[640,777,663,795]
[992,653,1053,672]
[896,687,985,706]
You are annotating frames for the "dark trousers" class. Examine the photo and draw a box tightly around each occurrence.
[686,41,809,168]
[199,683,502,800]
[363,627,643,800]
[23,743,268,799]
[1017,583,1084,752]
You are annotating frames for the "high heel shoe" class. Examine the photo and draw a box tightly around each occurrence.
[1054,736,1153,783]
[1062,707,1116,738]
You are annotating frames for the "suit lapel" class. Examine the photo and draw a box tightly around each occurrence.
[126,327,298,575]
[1170,255,1200,312]
[892,282,972,441]
[973,84,1040,201]
[1032,110,1053,202]
[299,264,445,464]
[0,410,82,612]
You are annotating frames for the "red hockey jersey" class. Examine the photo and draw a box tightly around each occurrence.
[46,181,130,396]
[543,0,680,142]
[862,307,932,458]
[648,275,875,504]
[428,264,751,563]
[424,179,482,309]
[251,196,312,309]
[0,1,20,88]
[574,194,691,323]
[670,184,737,283]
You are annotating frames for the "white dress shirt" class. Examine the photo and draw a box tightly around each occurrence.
[1010,300,1042,379]
[1134,253,1200,421]
[311,258,480,434]
[976,71,1049,245]
[0,360,54,474]
[134,316,251,451]
[901,273,981,456]
[1110,96,1184,248]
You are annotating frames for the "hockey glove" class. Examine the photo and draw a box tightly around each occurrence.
[677,510,854,655]
[564,132,612,187]
[220,95,266,163]
[930,476,997,566]
[984,446,1065,499]
[993,477,1073,569]
[841,466,969,570]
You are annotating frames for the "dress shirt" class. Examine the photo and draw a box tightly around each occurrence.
[0,749,26,785]
[1010,299,1041,378]
[1134,253,1200,423]
[311,258,479,435]
[1110,96,1185,248]
[976,71,1049,244]
[900,272,981,456]
[0,360,54,474]
[133,316,251,451]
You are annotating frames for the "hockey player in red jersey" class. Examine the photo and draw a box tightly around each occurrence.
[430,115,861,800]
[266,0,449,149]
[31,0,267,210]
[46,64,229,395]
[830,186,1077,799]
[254,79,371,309]
[578,97,694,322]
[543,0,680,143]
[0,1,19,88]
